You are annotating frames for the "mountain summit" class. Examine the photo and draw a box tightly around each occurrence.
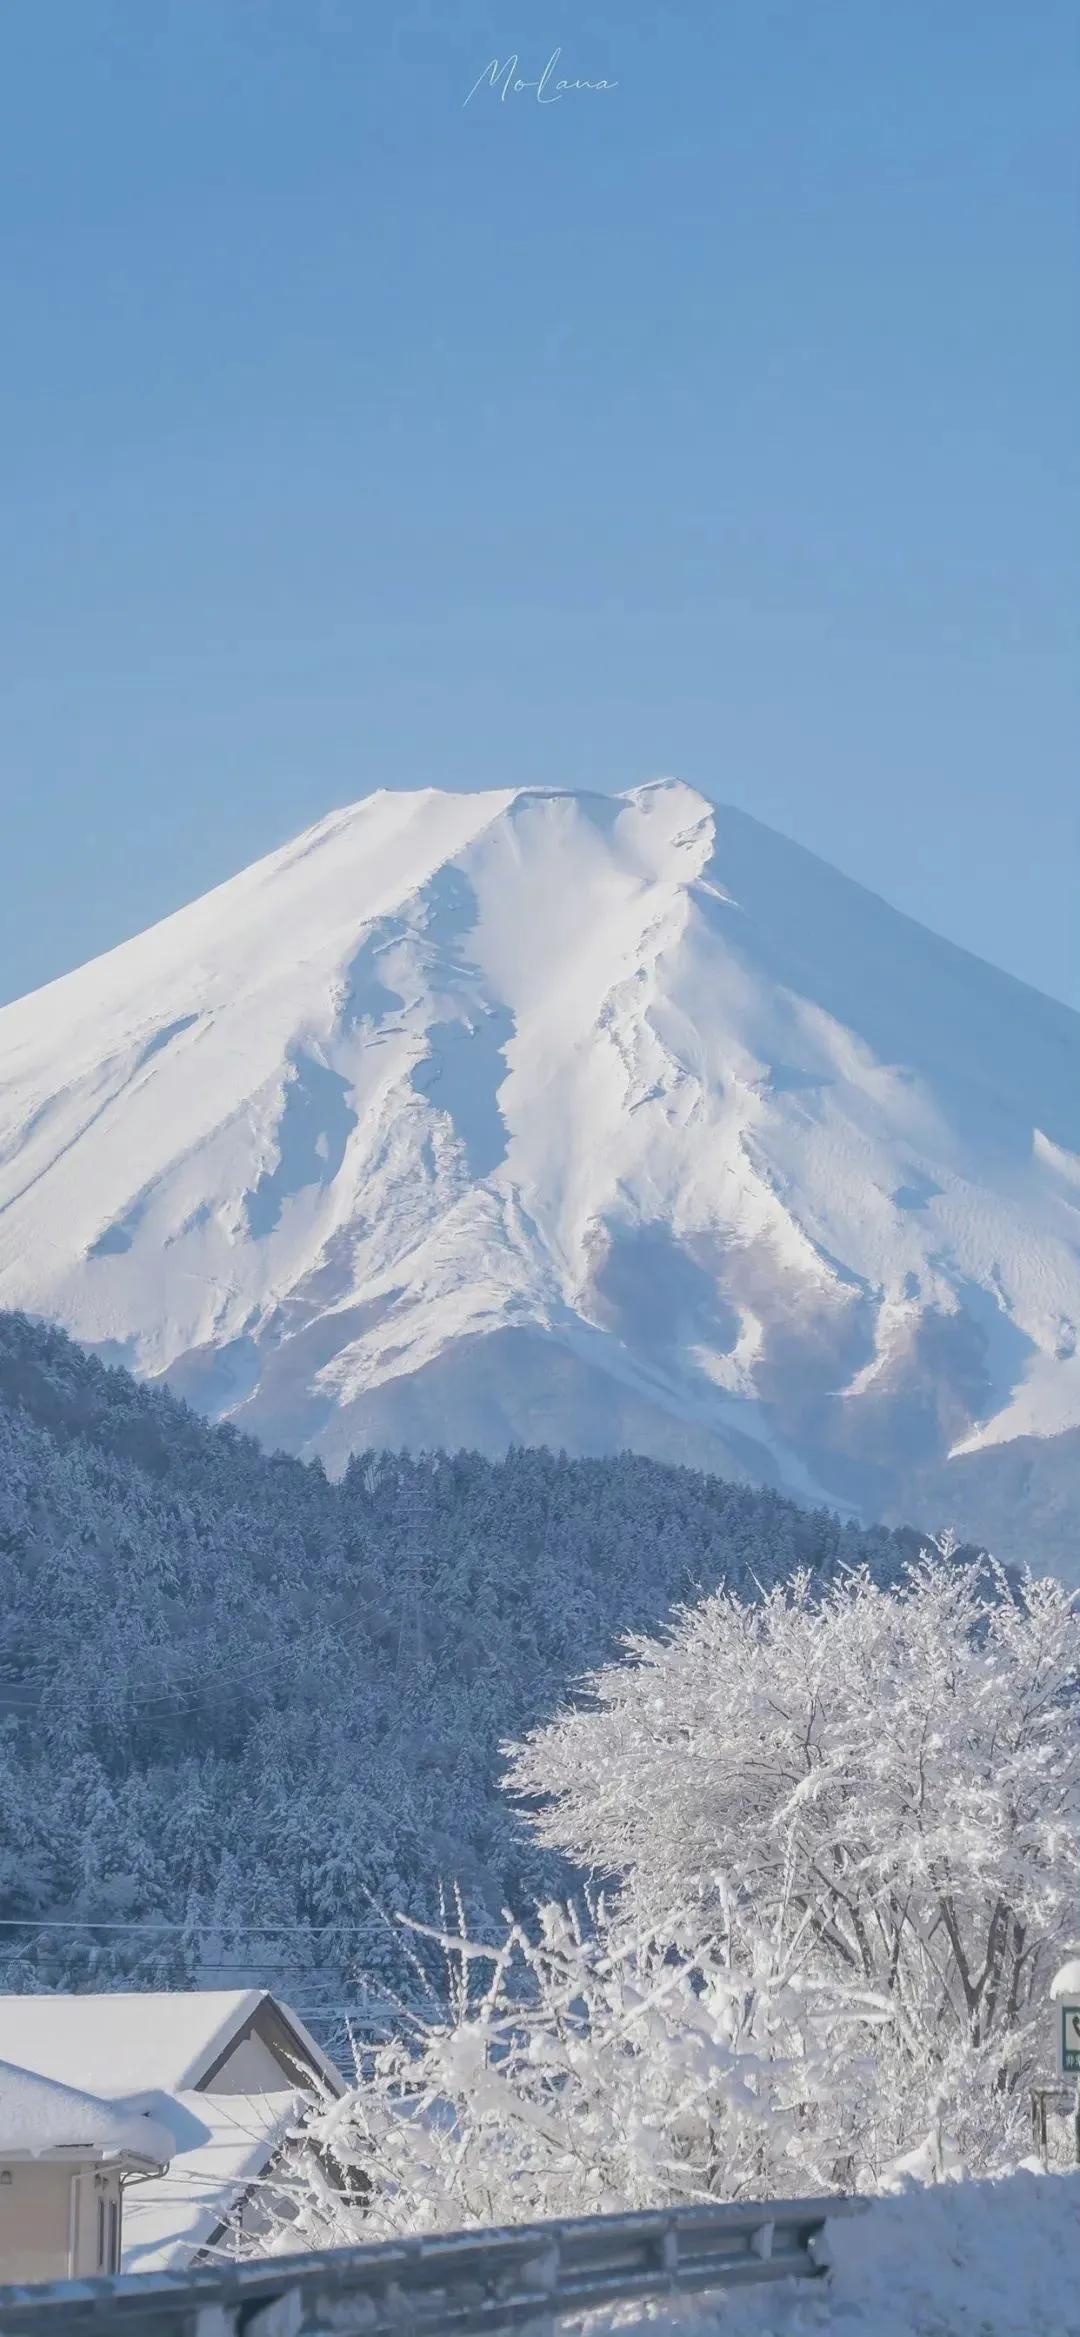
[2,780,1079,1561]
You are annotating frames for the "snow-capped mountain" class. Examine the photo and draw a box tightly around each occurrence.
[2,780,1079,1564]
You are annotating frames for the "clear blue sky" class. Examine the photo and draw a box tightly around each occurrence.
[1,0,1076,1009]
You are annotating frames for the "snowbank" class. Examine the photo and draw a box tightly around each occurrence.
[588,2170,1080,2337]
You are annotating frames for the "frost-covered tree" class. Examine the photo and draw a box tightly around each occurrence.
[507,1556,1080,2169]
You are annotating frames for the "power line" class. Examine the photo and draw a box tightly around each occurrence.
[0,1916,388,1937]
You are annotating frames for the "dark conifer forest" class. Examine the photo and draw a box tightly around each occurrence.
[0,1309,927,2052]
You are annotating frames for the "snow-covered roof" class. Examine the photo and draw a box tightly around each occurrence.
[0,1990,339,2099]
[0,2059,173,2166]
[121,2089,306,2274]
[0,1992,339,2261]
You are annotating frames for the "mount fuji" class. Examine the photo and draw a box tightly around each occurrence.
[2,780,1079,1565]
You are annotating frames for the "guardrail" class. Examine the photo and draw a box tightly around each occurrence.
[0,2195,862,2337]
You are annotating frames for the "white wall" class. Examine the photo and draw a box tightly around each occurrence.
[209,2030,297,2094]
[0,2162,72,2282]
[0,2162,124,2283]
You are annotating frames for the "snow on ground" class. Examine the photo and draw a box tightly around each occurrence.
[3,779,1080,1559]
[586,2172,1080,2337]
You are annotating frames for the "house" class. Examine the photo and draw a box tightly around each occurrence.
[0,2060,173,2283]
[0,1991,346,2278]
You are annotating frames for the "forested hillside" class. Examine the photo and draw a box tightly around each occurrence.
[0,1310,930,2047]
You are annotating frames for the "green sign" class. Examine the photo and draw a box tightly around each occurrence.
[1061,2005,1080,2075]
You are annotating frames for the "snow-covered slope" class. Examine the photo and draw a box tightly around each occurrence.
[2,780,1079,1562]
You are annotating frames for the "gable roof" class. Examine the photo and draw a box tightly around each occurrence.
[0,1992,344,2270]
[120,2090,305,2274]
[0,2059,173,2167]
[0,1992,341,2100]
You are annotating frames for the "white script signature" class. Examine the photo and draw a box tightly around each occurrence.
[464,48,617,109]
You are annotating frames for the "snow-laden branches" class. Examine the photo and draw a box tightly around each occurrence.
[277,1893,883,2249]
[507,1555,1080,2169]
